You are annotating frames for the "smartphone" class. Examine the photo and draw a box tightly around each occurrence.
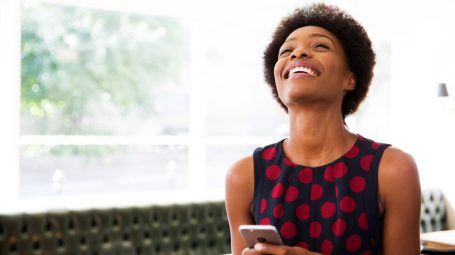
[239,225,283,248]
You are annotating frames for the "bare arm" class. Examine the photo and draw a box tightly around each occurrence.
[225,156,320,255]
[225,156,256,255]
[379,147,421,255]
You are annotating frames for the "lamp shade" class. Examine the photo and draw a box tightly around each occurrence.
[437,83,449,97]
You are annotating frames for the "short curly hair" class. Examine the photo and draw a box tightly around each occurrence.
[263,3,375,120]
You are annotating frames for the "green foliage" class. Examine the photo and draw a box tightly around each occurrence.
[21,2,189,135]
[22,144,123,158]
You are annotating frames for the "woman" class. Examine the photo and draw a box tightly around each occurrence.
[225,3,421,255]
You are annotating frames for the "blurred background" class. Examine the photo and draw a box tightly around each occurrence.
[1,0,454,212]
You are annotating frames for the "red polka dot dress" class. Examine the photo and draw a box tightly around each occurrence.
[252,135,389,255]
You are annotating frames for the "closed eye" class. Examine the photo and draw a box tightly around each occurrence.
[279,48,293,57]
[315,43,330,49]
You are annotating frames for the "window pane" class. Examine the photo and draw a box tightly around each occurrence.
[201,16,288,136]
[205,144,257,189]
[20,2,189,135]
[20,145,189,197]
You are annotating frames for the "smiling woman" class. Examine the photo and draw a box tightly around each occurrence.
[273,26,356,113]
[263,6,375,121]
[0,0,450,238]
[225,3,421,255]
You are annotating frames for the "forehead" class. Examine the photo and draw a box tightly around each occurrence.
[284,26,339,43]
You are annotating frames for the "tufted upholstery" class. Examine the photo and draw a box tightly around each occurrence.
[0,190,450,255]
[420,189,448,233]
[0,201,231,255]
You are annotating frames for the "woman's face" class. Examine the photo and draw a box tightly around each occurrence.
[273,26,355,111]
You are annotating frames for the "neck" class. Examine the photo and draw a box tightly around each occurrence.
[284,107,356,167]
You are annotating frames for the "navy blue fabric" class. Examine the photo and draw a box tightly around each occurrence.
[252,135,390,254]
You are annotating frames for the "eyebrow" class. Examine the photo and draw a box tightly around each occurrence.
[283,33,336,48]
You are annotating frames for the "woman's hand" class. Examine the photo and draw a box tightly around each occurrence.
[241,243,322,255]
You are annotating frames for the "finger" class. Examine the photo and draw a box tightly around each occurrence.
[242,247,261,255]
[254,243,287,254]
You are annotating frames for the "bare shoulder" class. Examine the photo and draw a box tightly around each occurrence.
[225,155,254,192]
[378,146,421,206]
[379,146,419,180]
[226,155,254,178]
[225,155,256,251]
[379,148,422,254]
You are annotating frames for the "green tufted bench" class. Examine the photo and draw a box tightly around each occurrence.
[0,201,231,255]
[0,190,450,255]
[420,189,448,233]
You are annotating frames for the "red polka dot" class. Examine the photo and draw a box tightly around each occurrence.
[321,239,334,255]
[296,204,310,221]
[323,166,335,182]
[362,252,371,255]
[280,222,297,239]
[260,198,267,214]
[296,242,309,249]
[321,202,336,218]
[273,204,284,218]
[358,212,369,230]
[346,234,362,252]
[262,147,277,160]
[266,165,282,180]
[349,176,366,193]
[309,221,322,238]
[372,142,380,150]
[284,157,296,167]
[285,186,299,202]
[259,217,271,225]
[335,186,339,198]
[345,145,359,159]
[340,196,356,213]
[298,168,313,184]
[332,218,346,236]
[333,162,348,179]
[311,184,324,200]
[271,183,285,198]
[360,155,373,171]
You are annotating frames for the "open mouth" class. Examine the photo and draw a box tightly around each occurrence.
[284,62,321,79]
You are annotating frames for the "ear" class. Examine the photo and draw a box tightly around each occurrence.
[344,72,356,91]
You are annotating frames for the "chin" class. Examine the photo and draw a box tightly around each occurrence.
[280,90,314,103]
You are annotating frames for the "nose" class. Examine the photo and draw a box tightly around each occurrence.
[290,47,310,59]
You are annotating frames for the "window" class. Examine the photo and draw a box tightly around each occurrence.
[20,1,192,199]
[2,0,454,212]
[11,0,289,210]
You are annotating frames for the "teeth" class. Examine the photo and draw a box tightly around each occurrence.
[289,66,318,76]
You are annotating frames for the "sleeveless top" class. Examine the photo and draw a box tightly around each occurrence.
[252,135,390,255]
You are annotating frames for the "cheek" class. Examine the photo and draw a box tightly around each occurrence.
[324,58,350,80]
[273,59,286,84]
[273,62,281,81]
[322,56,342,70]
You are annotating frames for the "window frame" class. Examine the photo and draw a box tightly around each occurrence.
[2,0,284,213]
[0,0,21,207]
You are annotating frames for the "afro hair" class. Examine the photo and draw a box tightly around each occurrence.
[263,3,376,120]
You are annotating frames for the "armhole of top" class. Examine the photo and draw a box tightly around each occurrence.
[368,143,392,248]
[252,147,264,224]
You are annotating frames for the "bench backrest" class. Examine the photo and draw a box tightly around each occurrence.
[0,189,448,254]
[0,201,231,255]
